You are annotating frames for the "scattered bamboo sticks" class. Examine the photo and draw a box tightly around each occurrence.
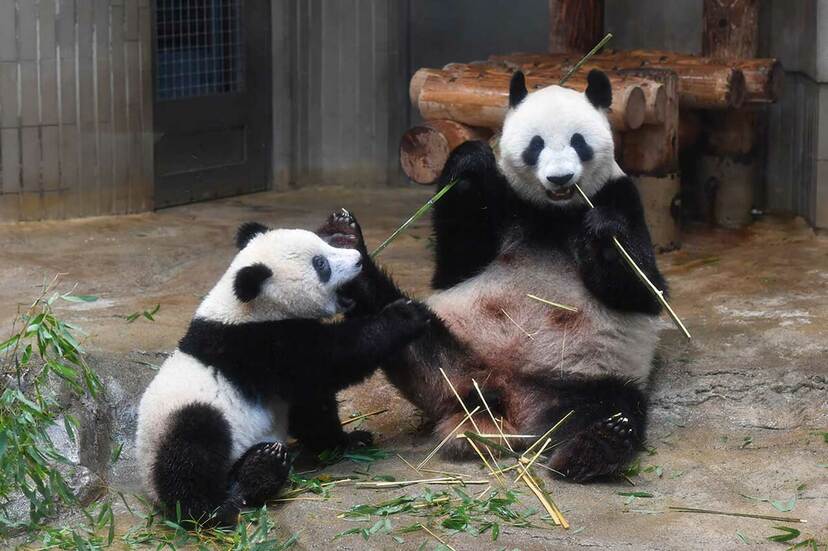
[526,293,578,313]
[341,408,388,426]
[668,506,808,524]
[370,181,457,258]
[573,183,692,339]
[355,477,489,489]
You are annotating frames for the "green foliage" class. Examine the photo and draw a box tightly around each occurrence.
[124,304,160,323]
[335,487,539,545]
[317,445,390,466]
[0,279,103,532]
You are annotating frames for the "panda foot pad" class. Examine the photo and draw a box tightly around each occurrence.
[317,208,364,250]
[235,442,291,506]
[548,414,637,483]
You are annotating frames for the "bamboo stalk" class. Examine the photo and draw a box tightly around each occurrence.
[417,406,481,470]
[341,408,388,426]
[419,523,457,551]
[355,477,489,488]
[514,438,552,484]
[370,181,457,258]
[524,410,575,456]
[668,506,807,523]
[473,378,515,451]
[526,293,578,312]
[573,183,691,339]
[559,32,614,85]
[439,368,504,481]
[500,308,537,340]
[397,453,421,475]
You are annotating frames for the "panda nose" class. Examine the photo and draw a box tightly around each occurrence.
[547,173,574,186]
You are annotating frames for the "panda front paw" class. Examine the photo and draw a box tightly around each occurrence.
[381,299,432,338]
[547,415,638,483]
[317,208,366,252]
[584,207,629,241]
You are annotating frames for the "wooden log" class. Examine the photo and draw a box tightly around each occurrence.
[399,120,492,184]
[548,0,604,54]
[698,155,755,228]
[634,174,681,252]
[701,0,760,229]
[411,67,647,131]
[615,68,680,175]
[705,110,756,156]
[489,51,763,108]
[466,63,664,126]
[702,0,759,59]
[613,49,780,103]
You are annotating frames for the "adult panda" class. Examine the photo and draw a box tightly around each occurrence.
[135,222,429,526]
[337,69,667,482]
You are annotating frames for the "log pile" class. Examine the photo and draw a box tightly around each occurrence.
[402,62,673,184]
[400,49,781,185]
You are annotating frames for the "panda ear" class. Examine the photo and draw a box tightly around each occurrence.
[585,69,612,110]
[509,71,528,108]
[233,263,273,303]
[236,222,269,249]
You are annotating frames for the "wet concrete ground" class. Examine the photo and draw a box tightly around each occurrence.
[1,186,826,549]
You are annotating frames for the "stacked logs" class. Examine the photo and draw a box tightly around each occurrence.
[402,63,667,184]
[400,50,781,186]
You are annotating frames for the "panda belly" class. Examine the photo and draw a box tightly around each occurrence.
[135,350,289,495]
[426,245,663,385]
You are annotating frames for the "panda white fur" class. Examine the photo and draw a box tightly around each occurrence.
[135,221,428,526]
[338,70,668,482]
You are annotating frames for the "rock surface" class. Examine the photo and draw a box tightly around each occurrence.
[0,186,825,549]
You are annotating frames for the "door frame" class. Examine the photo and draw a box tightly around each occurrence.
[150,0,273,208]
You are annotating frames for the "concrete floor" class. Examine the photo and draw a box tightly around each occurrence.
[1,186,826,550]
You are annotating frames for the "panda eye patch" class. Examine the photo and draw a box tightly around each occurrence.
[521,135,545,166]
[312,255,331,283]
[570,133,594,162]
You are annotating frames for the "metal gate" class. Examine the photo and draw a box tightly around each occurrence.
[152,0,271,208]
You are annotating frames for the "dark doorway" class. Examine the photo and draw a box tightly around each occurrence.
[152,0,271,208]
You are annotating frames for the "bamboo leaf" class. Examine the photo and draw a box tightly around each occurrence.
[61,294,98,303]
[767,526,800,543]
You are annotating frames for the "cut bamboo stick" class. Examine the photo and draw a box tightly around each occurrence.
[574,183,691,339]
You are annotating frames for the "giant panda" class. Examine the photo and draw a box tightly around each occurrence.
[135,221,429,526]
[336,69,667,482]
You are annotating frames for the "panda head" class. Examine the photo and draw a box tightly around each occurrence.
[196,222,363,324]
[498,69,619,208]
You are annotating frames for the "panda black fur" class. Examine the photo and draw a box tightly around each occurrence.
[135,222,428,526]
[339,69,667,482]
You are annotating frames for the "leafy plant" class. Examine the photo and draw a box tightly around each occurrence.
[0,277,103,532]
[125,304,160,323]
[335,487,539,545]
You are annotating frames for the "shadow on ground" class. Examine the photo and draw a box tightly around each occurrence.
[1,186,825,549]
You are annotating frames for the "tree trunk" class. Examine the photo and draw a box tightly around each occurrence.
[548,0,604,54]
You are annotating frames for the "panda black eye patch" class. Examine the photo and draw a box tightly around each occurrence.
[521,135,545,166]
[312,255,331,283]
[570,133,594,162]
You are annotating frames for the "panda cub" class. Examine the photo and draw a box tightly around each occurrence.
[340,69,667,482]
[135,221,428,526]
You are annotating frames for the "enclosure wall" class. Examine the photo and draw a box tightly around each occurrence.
[0,0,154,222]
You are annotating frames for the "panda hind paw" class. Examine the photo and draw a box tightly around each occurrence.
[234,442,291,506]
[547,415,637,483]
